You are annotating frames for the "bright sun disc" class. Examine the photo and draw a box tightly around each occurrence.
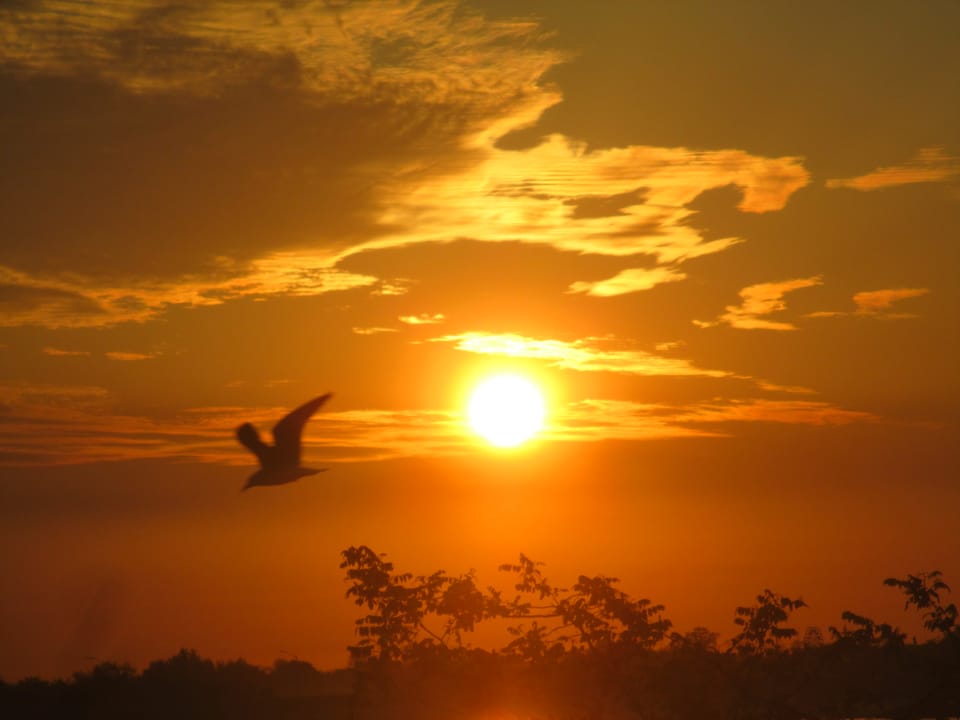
[468,375,545,448]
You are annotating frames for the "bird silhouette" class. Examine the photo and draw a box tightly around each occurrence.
[235,394,332,491]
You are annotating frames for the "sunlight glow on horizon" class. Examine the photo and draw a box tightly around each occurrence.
[467,374,546,448]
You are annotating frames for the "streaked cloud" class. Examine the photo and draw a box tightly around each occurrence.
[0,260,377,328]
[399,313,446,325]
[808,287,930,319]
[0,382,465,466]
[0,382,110,409]
[826,147,960,191]
[0,381,881,468]
[544,399,720,443]
[567,267,687,297]
[695,276,823,330]
[43,347,161,361]
[429,332,730,377]
[545,397,879,444]
[42,347,91,357]
[104,351,155,362]
[352,326,399,336]
[0,276,107,327]
[672,399,879,427]
[754,380,817,395]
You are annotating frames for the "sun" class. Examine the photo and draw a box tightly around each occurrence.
[467,374,546,448]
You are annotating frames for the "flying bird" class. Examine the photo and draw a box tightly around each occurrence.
[235,394,332,491]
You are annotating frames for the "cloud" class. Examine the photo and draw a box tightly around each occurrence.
[429,332,730,377]
[0,383,470,466]
[0,2,812,330]
[808,287,930,319]
[0,260,377,328]
[567,266,687,297]
[753,380,817,395]
[695,276,822,330]
[352,326,399,335]
[372,280,415,297]
[671,399,880,427]
[1,0,563,113]
[544,399,720,443]
[364,135,807,266]
[826,147,960,190]
[399,313,445,325]
[0,381,881,468]
[104,351,155,362]
[42,347,160,361]
[544,397,880,444]
[0,278,107,327]
[42,348,91,357]
[0,1,561,327]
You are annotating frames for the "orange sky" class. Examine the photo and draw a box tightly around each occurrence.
[1,0,958,680]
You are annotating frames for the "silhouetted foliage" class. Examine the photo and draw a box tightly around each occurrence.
[3,555,959,719]
[730,589,807,655]
[337,549,960,719]
[829,610,906,647]
[885,570,959,638]
[668,625,720,653]
[0,652,353,720]
[340,545,671,665]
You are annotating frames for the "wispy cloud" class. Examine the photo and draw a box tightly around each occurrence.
[429,332,730,377]
[399,313,446,325]
[104,351,155,362]
[754,380,817,395]
[545,397,879,444]
[544,399,720,443]
[567,267,687,297]
[352,326,400,336]
[0,0,563,116]
[0,381,881,468]
[826,147,960,191]
[808,287,930,319]
[372,280,415,297]
[0,276,107,327]
[0,382,468,466]
[42,347,91,357]
[671,399,879,426]
[695,277,822,330]
[0,260,377,328]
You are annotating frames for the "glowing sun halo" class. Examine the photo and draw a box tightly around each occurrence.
[467,374,546,448]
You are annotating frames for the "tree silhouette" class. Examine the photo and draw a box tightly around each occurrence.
[730,589,806,655]
[884,570,958,639]
[4,557,959,720]
[828,610,905,647]
[340,546,672,663]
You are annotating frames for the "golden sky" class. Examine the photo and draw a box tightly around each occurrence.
[1,0,958,679]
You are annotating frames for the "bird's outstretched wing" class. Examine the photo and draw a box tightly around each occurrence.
[273,393,332,463]
[236,423,271,466]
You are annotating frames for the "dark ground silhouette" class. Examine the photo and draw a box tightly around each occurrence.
[3,549,958,719]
